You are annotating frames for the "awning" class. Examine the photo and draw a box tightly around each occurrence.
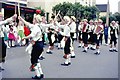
[2,3,36,14]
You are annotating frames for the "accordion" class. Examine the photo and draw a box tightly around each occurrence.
[95,26,102,34]
[82,24,87,32]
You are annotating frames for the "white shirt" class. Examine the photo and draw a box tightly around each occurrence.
[69,22,76,33]
[88,24,95,32]
[63,24,70,37]
[78,24,82,31]
[28,23,42,41]
[0,17,13,37]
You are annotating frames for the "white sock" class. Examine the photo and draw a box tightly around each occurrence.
[90,44,92,48]
[71,51,75,56]
[34,65,40,77]
[68,54,71,63]
[58,43,60,48]
[47,49,50,52]
[82,43,84,47]
[109,48,112,50]
[79,43,81,46]
[85,47,87,51]
[113,47,116,50]
[12,40,15,46]
[97,49,100,53]
[37,63,43,74]
[93,45,96,49]
[65,55,69,64]
[65,58,69,64]
[88,44,91,48]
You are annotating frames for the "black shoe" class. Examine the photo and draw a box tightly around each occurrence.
[94,52,100,55]
[90,47,95,50]
[78,46,81,48]
[58,48,60,50]
[71,56,75,58]
[0,67,4,71]
[39,56,45,60]
[61,48,63,49]
[113,49,118,52]
[40,74,44,79]
[61,63,69,66]
[32,75,41,79]
[109,50,113,52]
[46,51,52,54]
[68,63,71,65]
[82,50,87,53]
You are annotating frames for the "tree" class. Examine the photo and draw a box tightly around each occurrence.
[100,12,120,25]
[52,2,100,20]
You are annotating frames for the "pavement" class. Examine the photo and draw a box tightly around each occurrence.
[1,41,118,78]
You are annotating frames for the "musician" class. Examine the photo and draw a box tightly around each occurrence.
[81,19,89,52]
[108,21,118,52]
[19,15,44,79]
[93,19,104,55]
[0,14,17,71]
[88,20,95,49]
[78,20,84,48]
[91,20,98,50]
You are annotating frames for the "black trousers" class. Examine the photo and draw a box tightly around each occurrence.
[31,41,44,65]
[94,34,100,46]
[88,32,94,44]
[78,31,82,41]
[64,37,71,54]
[0,37,6,63]
[70,33,74,43]
[110,35,117,45]
[58,33,63,43]
[82,32,88,44]
[47,32,54,46]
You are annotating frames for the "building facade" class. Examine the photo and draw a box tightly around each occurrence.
[118,1,120,13]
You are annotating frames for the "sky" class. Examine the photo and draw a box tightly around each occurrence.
[96,0,120,13]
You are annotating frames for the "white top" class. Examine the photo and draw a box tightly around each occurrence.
[88,24,95,32]
[28,23,42,41]
[69,22,76,33]
[108,25,118,38]
[0,17,13,37]
[63,24,70,37]
[78,24,82,31]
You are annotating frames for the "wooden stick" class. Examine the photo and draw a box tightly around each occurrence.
[58,14,63,21]
[55,10,60,20]
[18,0,20,16]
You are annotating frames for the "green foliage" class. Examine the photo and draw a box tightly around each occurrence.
[100,12,120,25]
[35,6,45,16]
[52,2,100,20]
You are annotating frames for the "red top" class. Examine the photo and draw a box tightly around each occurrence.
[24,26,30,36]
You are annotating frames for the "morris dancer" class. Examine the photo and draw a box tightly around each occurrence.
[19,16,44,79]
[0,14,17,71]
[108,21,118,52]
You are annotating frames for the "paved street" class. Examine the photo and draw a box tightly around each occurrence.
[1,41,118,78]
